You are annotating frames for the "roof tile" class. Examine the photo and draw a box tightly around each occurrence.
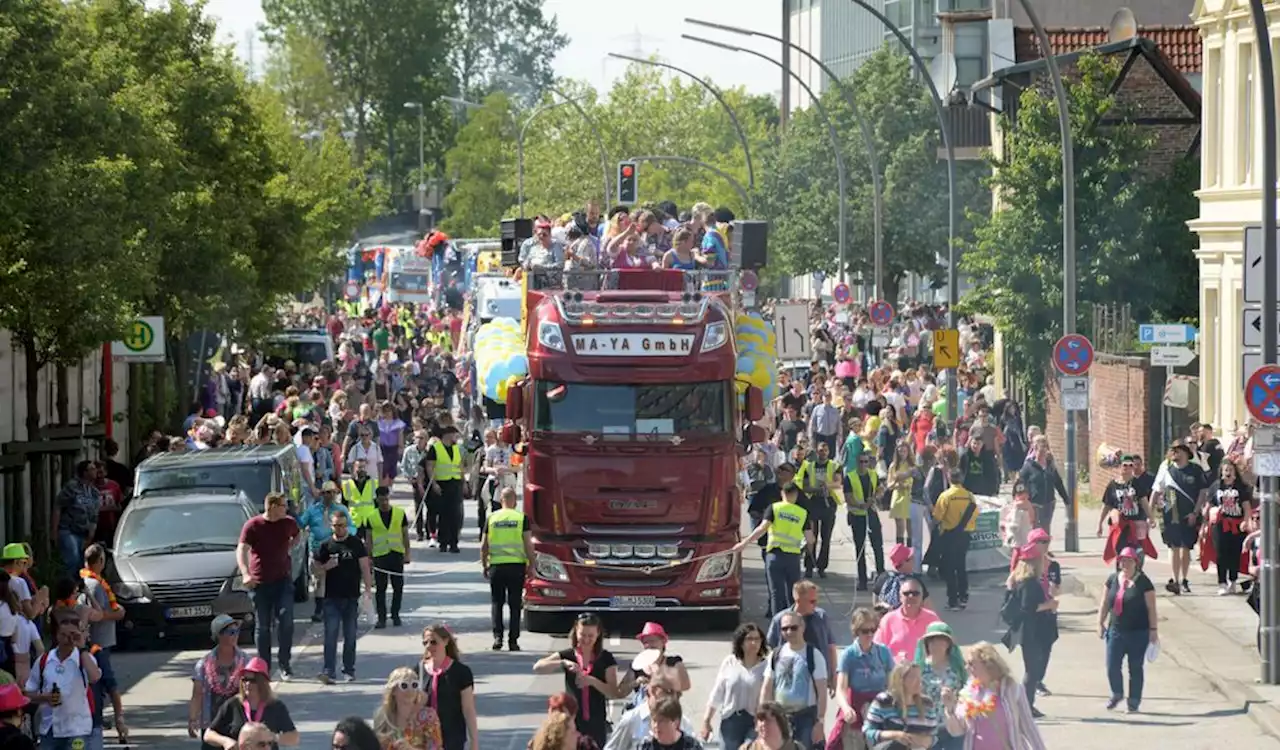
[1013,26,1202,74]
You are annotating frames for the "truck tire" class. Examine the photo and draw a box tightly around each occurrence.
[708,610,741,631]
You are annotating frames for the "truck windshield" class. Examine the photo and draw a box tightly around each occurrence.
[391,272,430,292]
[534,381,731,436]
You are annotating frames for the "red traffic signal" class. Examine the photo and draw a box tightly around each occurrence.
[621,165,634,178]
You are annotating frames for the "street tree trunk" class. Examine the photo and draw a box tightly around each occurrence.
[20,336,48,556]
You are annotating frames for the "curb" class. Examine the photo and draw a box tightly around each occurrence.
[1068,568,1280,739]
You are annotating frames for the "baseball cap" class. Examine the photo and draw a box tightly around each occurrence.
[210,614,237,640]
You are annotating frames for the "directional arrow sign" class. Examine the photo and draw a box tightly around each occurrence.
[1242,308,1280,349]
[1244,226,1280,304]
[1247,364,1280,424]
[1149,346,1196,368]
[772,302,811,360]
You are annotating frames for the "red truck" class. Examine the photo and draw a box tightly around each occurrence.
[502,269,765,631]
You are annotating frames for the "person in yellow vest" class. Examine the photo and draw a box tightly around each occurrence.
[342,459,378,526]
[794,441,843,581]
[845,452,886,592]
[425,426,465,553]
[360,486,410,629]
[480,487,534,652]
[734,468,816,616]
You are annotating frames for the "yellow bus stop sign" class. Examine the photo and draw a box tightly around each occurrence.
[123,320,155,352]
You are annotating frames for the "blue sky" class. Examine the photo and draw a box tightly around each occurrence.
[203,0,782,97]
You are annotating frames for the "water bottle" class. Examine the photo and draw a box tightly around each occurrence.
[50,685,61,707]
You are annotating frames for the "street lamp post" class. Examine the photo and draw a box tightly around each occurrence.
[607,52,756,190]
[624,155,751,207]
[686,18,882,296]
[518,99,574,218]
[500,74,611,208]
[403,102,427,231]
[844,0,959,425]
[1015,0,1080,553]
[683,34,848,291]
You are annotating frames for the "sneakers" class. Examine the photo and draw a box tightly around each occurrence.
[1036,683,1052,697]
[492,638,503,651]
[1125,705,1140,714]
[279,666,293,682]
[1165,578,1181,595]
[508,641,521,652]
[427,538,438,549]
[1182,579,1192,594]
[1228,581,1239,595]
[1030,707,1045,719]
[392,616,403,627]
[449,546,461,554]
[310,613,323,623]
[318,673,333,685]
[374,619,387,630]
[343,671,356,683]
[1219,583,1231,596]
[1105,696,1122,711]
[945,603,961,612]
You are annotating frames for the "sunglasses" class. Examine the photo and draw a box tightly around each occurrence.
[240,675,264,684]
[220,627,240,637]
[780,625,800,633]
[900,590,922,598]
[396,680,422,691]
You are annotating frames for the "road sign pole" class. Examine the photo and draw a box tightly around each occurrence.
[1052,334,1092,554]
[1249,0,1280,686]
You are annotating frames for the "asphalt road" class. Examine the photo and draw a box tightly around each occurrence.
[109,487,1280,749]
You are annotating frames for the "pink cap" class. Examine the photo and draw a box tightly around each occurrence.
[1117,547,1140,561]
[1027,528,1051,545]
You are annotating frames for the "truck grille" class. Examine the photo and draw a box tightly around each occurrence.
[591,577,676,588]
[149,579,225,606]
[574,541,693,567]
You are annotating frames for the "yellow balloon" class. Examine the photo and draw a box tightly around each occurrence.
[734,379,749,394]
[496,378,510,403]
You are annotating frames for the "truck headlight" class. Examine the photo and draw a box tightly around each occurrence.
[115,581,151,600]
[695,553,735,582]
[538,321,566,352]
[534,552,570,582]
[702,321,728,352]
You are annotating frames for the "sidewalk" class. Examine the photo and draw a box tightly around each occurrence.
[1039,501,1280,738]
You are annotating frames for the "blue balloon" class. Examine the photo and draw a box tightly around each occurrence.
[736,355,754,374]
[507,353,529,377]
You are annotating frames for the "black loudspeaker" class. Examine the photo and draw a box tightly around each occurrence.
[500,218,533,267]
[735,220,768,270]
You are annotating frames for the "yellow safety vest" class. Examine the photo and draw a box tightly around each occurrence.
[846,472,878,517]
[366,506,406,557]
[796,460,837,492]
[343,478,378,523]
[767,501,808,554]
[432,442,462,481]
[486,508,527,565]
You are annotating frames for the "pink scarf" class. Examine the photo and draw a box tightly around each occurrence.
[427,657,452,710]
[1113,576,1133,615]
[575,649,594,720]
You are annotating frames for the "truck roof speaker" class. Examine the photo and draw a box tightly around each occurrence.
[500,218,532,268]
[735,220,768,270]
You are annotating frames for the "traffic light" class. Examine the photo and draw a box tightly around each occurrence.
[617,161,638,204]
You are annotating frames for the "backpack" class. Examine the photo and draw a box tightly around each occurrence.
[37,649,95,714]
[770,642,820,704]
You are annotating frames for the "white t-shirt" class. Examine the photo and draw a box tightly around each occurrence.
[763,641,827,709]
[10,575,31,604]
[295,442,315,473]
[0,602,16,638]
[25,647,97,738]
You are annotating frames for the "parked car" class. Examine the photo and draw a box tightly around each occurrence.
[109,487,309,647]
[134,444,306,512]
[262,328,335,369]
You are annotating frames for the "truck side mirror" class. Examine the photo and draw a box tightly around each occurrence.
[501,423,522,446]
[745,386,765,423]
[506,380,525,420]
[746,424,767,445]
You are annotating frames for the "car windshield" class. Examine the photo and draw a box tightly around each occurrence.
[135,466,274,507]
[533,381,731,437]
[390,272,430,292]
[263,340,329,368]
[117,504,247,556]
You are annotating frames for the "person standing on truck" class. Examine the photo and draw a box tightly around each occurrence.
[794,443,842,581]
[734,483,815,617]
[424,426,465,554]
[481,487,534,652]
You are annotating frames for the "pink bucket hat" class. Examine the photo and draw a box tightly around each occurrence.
[636,621,669,642]
[888,543,913,568]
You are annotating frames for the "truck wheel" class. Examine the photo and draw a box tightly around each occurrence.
[525,611,558,634]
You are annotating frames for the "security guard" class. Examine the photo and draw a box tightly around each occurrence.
[480,487,534,652]
[846,453,885,591]
[343,458,378,526]
[794,441,843,580]
[360,486,410,628]
[735,471,814,616]
[424,426,465,553]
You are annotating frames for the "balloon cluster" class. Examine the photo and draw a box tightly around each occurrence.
[734,313,779,401]
[474,317,528,404]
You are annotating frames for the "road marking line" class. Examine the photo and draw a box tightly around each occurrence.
[609,636,621,646]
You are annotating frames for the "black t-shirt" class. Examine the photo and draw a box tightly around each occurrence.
[556,647,618,731]
[345,418,380,443]
[417,659,475,750]
[1162,462,1209,524]
[0,724,37,750]
[781,392,807,414]
[1208,479,1253,519]
[1103,480,1145,521]
[1104,572,1155,632]
[313,534,368,598]
[204,698,295,750]
[1015,577,1057,643]
[638,734,701,750]
[1200,438,1225,477]
[1132,471,1154,502]
[779,419,805,453]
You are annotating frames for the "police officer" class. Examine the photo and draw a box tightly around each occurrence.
[360,486,409,629]
[343,458,378,527]
[424,425,465,553]
[734,480,814,616]
[480,487,534,652]
[795,442,842,579]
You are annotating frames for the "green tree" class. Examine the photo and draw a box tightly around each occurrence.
[960,53,1199,405]
[756,47,988,300]
[263,24,346,135]
[261,0,454,172]
[440,92,517,236]
[449,0,568,98]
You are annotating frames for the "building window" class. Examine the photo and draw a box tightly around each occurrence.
[956,58,984,86]
[1241,42,1255,186]
[1205,46,1221,187]
[885,0,902,27]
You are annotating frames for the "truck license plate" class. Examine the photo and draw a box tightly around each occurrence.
[166,605,213,619]
[609,596,656,609]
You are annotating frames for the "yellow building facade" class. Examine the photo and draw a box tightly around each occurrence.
[1190,0,1280,428]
